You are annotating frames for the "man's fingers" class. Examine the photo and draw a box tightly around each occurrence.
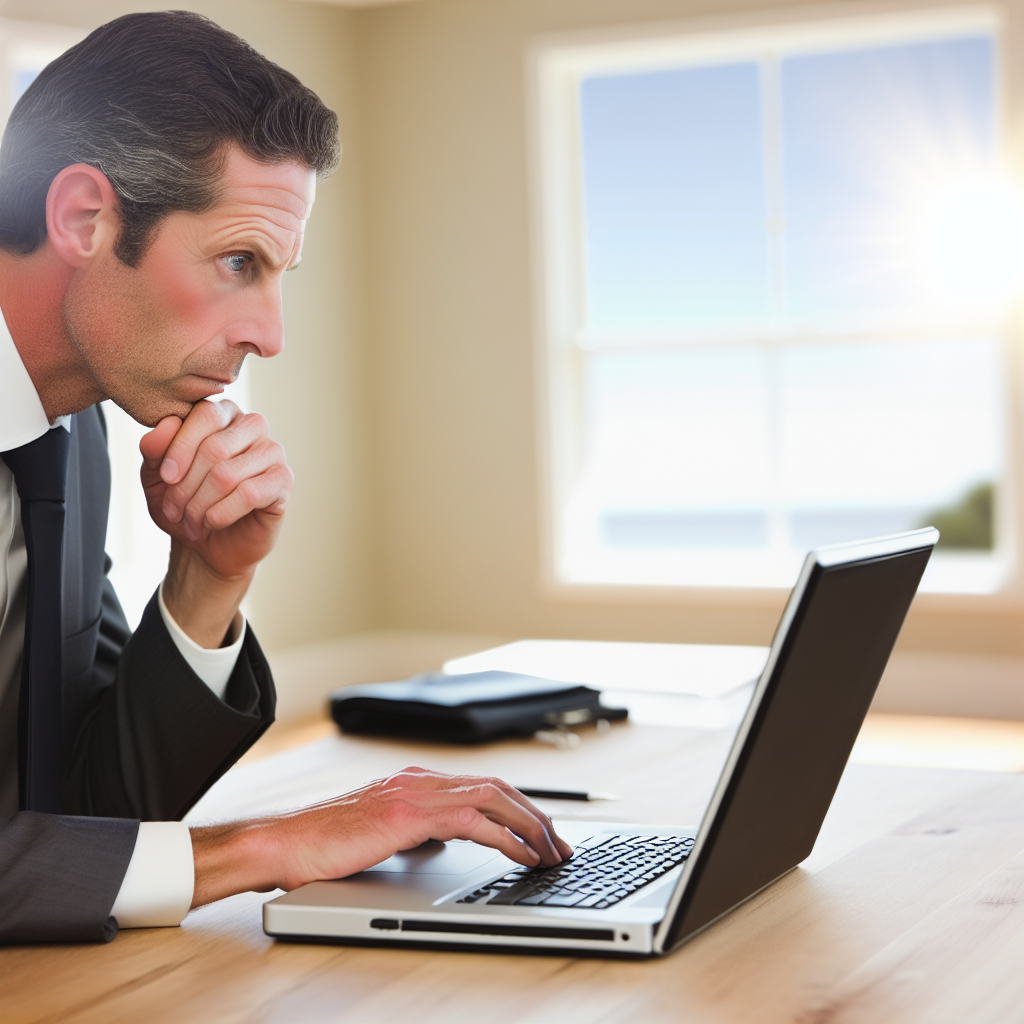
[178,438,283,527]
[400,780,564,866]
[436,809,541,867]
[430,771,570,860]
[139,416,183,465]
[382,768,572,864]
[200,462,293,532]
[492,780,575,861]
[159,399,242,486]
[466,782,563,865]
[162,410,270,522]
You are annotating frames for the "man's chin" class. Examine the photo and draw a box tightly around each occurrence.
[111,394,195,429]
[106,376,230,427]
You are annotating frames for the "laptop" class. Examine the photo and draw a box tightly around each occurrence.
[264,528,938,957]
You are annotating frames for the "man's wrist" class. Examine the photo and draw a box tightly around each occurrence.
[162,545,252,649]
[190,819,286,908]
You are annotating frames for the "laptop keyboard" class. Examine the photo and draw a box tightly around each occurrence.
[457,833,694,910]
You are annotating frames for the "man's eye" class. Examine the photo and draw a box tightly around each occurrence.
[224,254,249,273]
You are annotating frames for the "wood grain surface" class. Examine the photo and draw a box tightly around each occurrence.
[4,718,1023,1024]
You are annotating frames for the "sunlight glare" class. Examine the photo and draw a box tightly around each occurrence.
[920,177,1024,316]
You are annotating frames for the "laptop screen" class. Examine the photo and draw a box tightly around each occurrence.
[659,530,937,953]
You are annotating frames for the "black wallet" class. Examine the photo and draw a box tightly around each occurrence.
[330,670,628,743]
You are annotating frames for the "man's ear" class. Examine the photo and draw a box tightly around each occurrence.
[44,163,121,268]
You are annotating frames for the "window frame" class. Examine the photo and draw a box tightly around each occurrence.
[526,0,1024,617]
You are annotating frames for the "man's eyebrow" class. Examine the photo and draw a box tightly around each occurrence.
[219,232,302,272]
[227,238,294,273]
[250,243,287,271]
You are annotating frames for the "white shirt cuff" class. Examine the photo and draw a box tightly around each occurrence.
[110,822,194,928]
[157,583,246,700]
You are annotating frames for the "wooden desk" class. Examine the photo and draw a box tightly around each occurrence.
[4,719,1024,1024]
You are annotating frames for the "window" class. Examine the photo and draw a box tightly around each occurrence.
[532,5,1019,595]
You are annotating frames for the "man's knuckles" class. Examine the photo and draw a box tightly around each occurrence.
[196,432,235,466]
[222,479,272,519]
[165,402,248,464]
[241,438,290,477]
[277,462,296,493]
[468,781,501,805]
[177,445,281,502]
[198,398,238,428]
[226,471,290,515]
[241,411,269,436]
[184,436,286,495]
[390,766,435,788]
[484,776,515,797]
[207,459,242,492]
[378,794,431,837]
[170,400,232,449]
[262,438,288,467]
[217,412,269,450]
[235,477,264,507]
[452,805,481,829]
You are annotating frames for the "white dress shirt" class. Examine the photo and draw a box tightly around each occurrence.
[0,313,245,928]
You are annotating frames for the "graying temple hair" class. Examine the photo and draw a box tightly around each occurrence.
[0,11,340,266]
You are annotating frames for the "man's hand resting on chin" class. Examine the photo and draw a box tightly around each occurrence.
[139,399,293,648]
[189,767,574,908]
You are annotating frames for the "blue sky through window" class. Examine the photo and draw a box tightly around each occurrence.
[580,62,769,331]
[782,37,996,322]
[580,36,998,331]
[13,69,37,103]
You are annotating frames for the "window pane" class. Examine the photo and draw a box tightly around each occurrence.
[580,63,770,331]
[782,37,998,323]
[586,347,770,525]
[780,338,1001,514]
[575,338,1003,588]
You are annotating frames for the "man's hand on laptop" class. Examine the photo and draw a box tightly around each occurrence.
[188,767,573,908]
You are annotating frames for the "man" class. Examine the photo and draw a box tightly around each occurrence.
[0,12,569,944]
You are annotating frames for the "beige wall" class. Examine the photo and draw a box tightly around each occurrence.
[354,0,1024,657]
[0,0,375,649]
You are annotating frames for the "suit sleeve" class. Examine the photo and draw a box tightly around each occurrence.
[63,582,276,821]
[0,811,137,943]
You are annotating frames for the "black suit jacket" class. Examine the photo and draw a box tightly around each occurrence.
[0,405,276,943]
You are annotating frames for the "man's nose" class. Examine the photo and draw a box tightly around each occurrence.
[240,283,286,358]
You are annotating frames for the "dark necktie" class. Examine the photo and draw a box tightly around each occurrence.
[1,425,70,812]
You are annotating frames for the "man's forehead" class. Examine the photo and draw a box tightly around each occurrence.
[216,148,316,222]
[192,148,316,268]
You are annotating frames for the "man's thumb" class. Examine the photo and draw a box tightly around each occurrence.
[139,416,183,462]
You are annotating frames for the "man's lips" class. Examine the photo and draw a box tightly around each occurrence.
[185,372,238,389]
[173,374,237,401]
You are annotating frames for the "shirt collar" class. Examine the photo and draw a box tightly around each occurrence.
[0,310,71,451]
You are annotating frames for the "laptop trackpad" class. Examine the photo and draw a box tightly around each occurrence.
[362,840,504,876]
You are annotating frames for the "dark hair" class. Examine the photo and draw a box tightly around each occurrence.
[0,11,340,266]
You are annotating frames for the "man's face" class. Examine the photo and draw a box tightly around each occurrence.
[62,146,317,425]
